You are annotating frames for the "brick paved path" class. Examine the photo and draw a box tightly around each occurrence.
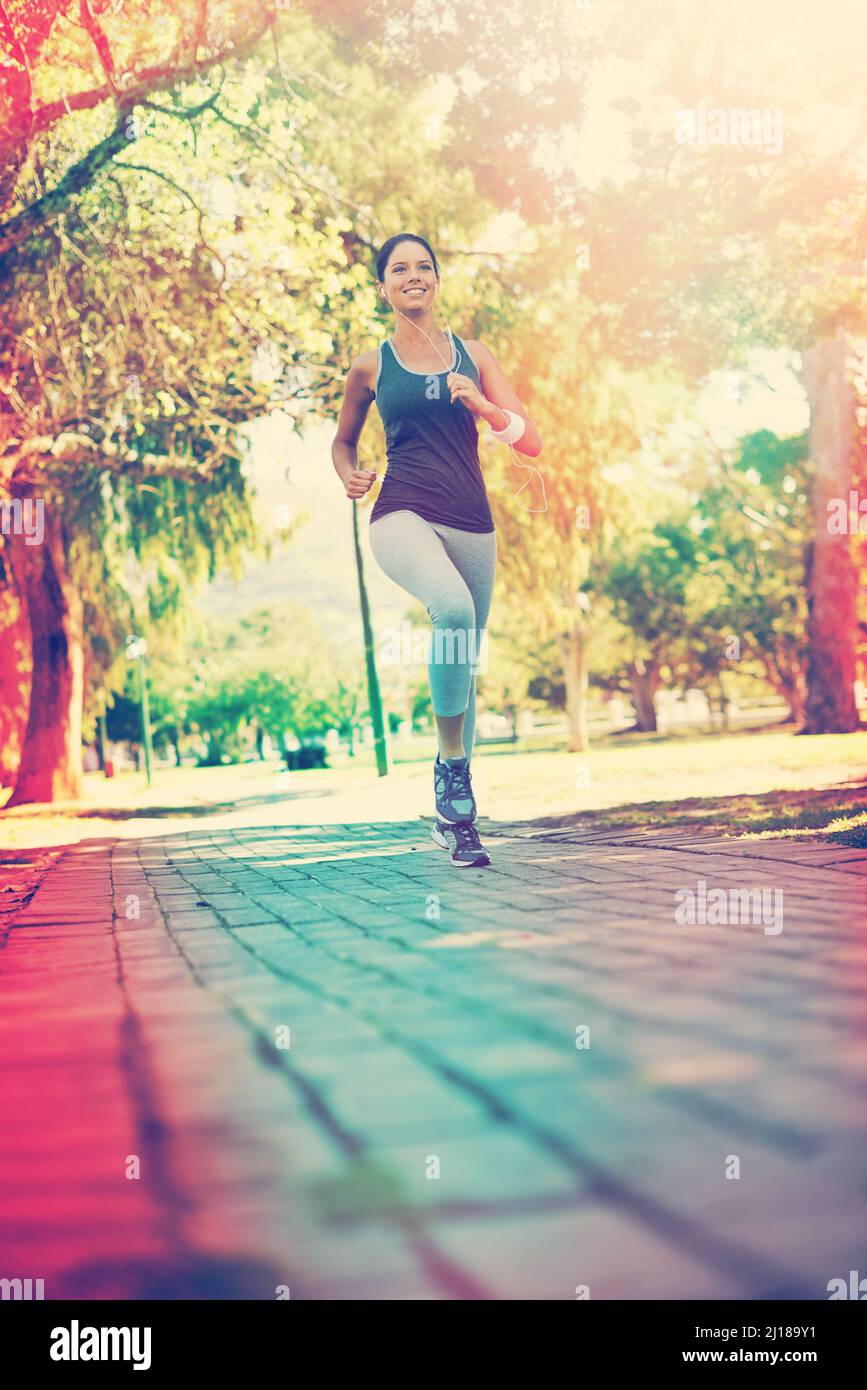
[2,816,866,1299]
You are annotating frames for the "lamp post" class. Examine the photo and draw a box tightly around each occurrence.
[351,499,388,776]
[126,635,153,787]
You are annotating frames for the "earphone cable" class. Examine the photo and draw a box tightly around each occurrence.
[381,286,546,513]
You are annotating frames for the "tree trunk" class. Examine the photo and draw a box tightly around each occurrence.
[0,571,30,788]
[775,672,806,725]
[716,676,731,731]
[559,625,589,752]
[203,735,223,766]
[801,330,860,733]
[5,495,84,805]
[628,657,658,732]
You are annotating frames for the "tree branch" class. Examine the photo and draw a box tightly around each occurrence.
[111,161,203,211]
[79,0,120,97]
[0,0,33,110]
[9,80,116,150]
[0,0,35,212]
[210,104,374,223]
[0,11,276,248]
[0,114,133,261]
[3,432,229,487]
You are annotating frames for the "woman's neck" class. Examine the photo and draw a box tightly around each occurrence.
[391,314,450,358]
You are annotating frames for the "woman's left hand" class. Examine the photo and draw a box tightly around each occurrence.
[446,372,487,415]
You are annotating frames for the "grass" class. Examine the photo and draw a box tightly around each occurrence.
[523,786,867,847]
[1,723,865,845]
[460,723,867,847]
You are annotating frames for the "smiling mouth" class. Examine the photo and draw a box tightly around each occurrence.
[403,288,426,295]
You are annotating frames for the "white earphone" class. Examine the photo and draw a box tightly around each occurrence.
[379,279,455,371]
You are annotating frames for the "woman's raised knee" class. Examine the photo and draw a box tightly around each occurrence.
[429,600,477,669]
[430,597,475,634]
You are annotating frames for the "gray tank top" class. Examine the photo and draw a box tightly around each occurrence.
[369,332,495,533]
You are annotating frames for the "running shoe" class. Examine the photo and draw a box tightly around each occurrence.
[434,752,477,823]
[431,818,491,867]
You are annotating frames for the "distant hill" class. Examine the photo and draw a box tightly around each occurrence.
[196,414,419,651]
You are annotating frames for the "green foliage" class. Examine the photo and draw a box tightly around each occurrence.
[136,600,369,763]
[4,0,865,774]
[600,429,810,709]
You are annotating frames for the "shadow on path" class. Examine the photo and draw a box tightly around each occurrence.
[497,778,867,848]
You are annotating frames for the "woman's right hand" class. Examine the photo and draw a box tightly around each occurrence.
[344,468,377,499]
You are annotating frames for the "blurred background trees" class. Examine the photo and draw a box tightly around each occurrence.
[2,1,866,802]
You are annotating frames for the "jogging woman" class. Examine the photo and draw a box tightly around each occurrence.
[331,233,542,867]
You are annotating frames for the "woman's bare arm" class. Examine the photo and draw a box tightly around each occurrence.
[331,351,378,498]
[470,340,543,458]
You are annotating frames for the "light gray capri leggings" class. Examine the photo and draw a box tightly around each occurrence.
[369,509,497,760]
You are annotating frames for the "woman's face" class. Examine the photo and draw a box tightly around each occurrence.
[380,241,438,309]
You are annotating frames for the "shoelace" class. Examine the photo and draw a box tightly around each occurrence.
[443,760,473,802]
[450,821,483,852]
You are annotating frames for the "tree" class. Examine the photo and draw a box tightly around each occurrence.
[186,676,251,764]
[0,10,378,802]
[485,277,682,750]
[488,3,867,733]
[0,3,282,258]
[606,523,699,733]
[601,429,812,731]
[694,432,811,724]
[0,5,282,802]
[0,554,28,786]
[801,332,860,731]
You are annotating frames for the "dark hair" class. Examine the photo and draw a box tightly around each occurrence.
[375,234,439,284]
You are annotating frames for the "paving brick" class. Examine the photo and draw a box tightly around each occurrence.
[2,818,866,1300]
[430,1206,753,1299]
